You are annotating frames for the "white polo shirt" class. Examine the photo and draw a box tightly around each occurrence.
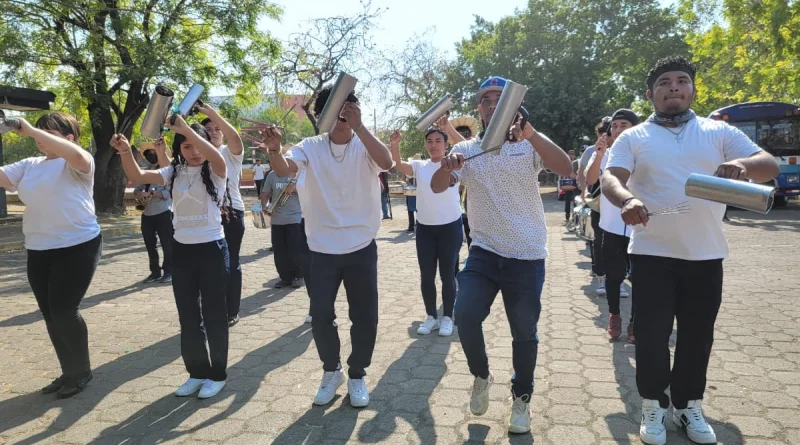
[450,136,548,260]
[286,134,386,254]
[606,117,762,260]
[585,150,629,237]
[410,159,462,226]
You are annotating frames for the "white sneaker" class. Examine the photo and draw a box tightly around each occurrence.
[416,316,439,335]
[620,286,630,298]
[470,372,493,416]
[198,379,226,399]
[175,378,204,397]
[508,393,531,434]
[596,276,607,296]
[348,378,370,408]
[305,315,312,324]
[439,316,454,336]
[640,399,667,445]
[313,369,345,406]
[673,400,717,444]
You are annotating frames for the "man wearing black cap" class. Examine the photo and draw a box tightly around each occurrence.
[431,76,573,434]
[585,109,638,342]
[602,56,779,445]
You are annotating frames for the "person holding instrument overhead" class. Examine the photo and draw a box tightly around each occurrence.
[602,56,779,445]
[431,76,573,433]
[112,112,232,400]
[390,128,462,337]
[0,112,102,399]
[253,84,393,409]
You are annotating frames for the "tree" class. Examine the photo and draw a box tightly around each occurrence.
[268,1,383,134]
[0,0,281,214]
[679,0,800,116]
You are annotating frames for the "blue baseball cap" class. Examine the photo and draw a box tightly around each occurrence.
[477,76,507,101]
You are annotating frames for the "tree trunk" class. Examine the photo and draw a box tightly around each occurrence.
[302,100,319,135]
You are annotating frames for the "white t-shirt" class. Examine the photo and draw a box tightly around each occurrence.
[221,145,244,211]
[606,117,762,260]
[158,164,226,244]
[450,137,548,260]
[286,134,386,254]
[1,156,100,250]
[410,159,462,226]
[586,150,629,237]
[253,165,266,181]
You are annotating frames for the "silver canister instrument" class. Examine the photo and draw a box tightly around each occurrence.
[0,110,21,134]
[685,173,776,214]
[414,94,453,132]
[140,85,175,139]
[480,80,528,153]
[177,83,204,117]
[315,72,358,134]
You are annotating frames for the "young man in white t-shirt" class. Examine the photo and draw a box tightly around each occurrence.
[252,159,266,195]
[431,76,573,433]
[602,56,779,445]
[200,105,246,328]
[585,109,638,342]
[256,86,393,409]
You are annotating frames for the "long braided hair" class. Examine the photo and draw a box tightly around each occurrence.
[169,124,235,221]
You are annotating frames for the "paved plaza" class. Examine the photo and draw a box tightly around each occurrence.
[1,194,799,445]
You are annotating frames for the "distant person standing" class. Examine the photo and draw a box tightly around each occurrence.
[253,159,266,195]
[379,171,390,220]
[136,143,174,284]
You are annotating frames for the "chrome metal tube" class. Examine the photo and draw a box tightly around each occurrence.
[685,173,775,214]
[177,83,204,117]
[0,110,20,135]
[480,81,528,152]
[414,94,453,132]
[140,85,175,139]
[316,72,358,134]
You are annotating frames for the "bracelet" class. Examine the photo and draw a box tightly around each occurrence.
[267,149,281,156]
[621,197,635,206]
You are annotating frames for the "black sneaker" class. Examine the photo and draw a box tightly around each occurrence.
[292,277,305,288]
[41,375,67,394]
[274,280,293,288]
[56,372,93,399]
[228,315,240,327]
[143,274,161,284]
[160,274,173,284]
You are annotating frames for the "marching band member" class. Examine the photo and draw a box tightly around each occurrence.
[0,112,102,398]
[390,128,462,337]
[602,56,779,445]
[200,104,245,327]
[257,85,393,408]
[585,109,638,341]
[135,143,174,284]
[113,114,232,400]
[432,76,573,433]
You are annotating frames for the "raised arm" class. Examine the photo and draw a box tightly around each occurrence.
[166,113,226,178]
[153,137,172,168]
[15,119,92,174]
[198,103,244,155]
[434,115,466,144]
[431,152,464,193]
[342,103,393,171]
[515,120,573,177]
[389,130,414,177]
[716,151,780,183]
[110,135,165,185]
[585,150,604,187]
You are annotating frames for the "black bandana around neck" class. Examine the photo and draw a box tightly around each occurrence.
[648,109,697,127]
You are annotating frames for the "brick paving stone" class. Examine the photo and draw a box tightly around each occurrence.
[0,195,798,444]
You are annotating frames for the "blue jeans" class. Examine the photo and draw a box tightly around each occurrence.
[381,192,390,218]
[454,246,545,398]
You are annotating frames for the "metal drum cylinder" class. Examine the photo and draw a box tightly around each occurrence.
[414,94,453,132]
[480,80,528,152]
[316,72,358,134]
[140,85,175,139]
[685,173,776,214]
[177,83,204,117]
[0,110,20,135]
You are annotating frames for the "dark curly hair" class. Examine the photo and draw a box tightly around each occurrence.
[169,124,235,221]
[646,55,697,91]
[313,85,359,117]
[424,128,449,142]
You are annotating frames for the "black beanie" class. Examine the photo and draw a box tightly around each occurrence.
[611,109,639,126]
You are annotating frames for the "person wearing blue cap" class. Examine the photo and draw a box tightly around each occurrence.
[431,75,573,433]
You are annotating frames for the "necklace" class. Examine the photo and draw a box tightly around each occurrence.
[328,133,353,163]
[665,124,688,143]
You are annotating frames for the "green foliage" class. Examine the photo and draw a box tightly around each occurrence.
[1,133,39,164]
[680,0,800,115]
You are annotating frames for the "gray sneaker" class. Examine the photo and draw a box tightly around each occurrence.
[292,277,305,288]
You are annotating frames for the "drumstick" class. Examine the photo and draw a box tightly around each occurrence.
[464,146,502,161]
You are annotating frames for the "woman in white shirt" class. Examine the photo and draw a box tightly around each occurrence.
[112,114,230,400]
[0,112,102,399]
[390,128,463,337]
[200,105,245,328]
